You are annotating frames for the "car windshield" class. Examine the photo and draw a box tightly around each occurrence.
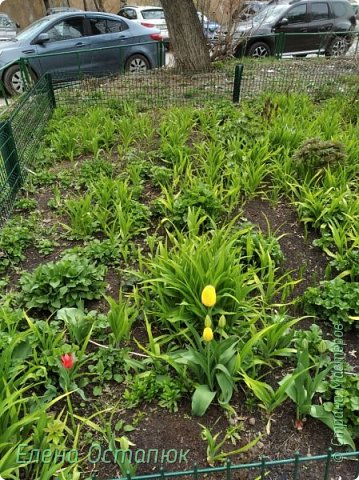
[16,16,53,41]
[251,4,289,23]
[141,9,165,20]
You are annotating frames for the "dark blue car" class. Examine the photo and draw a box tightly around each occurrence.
[0,11,163,95]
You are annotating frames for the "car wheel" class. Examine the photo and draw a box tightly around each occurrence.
[247,42,271,58]
[125,54,150,73]
[3,64,37,96]
[325,36,350,57]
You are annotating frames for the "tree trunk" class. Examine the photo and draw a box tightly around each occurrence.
[93,0,105,11]
[161,0,211,72]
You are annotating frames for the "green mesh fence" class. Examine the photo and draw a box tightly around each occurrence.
[97,449,359,480]
[0,74,55,225]
[51,68,233,109]
[237,57,359,101]
[49,56,359,112]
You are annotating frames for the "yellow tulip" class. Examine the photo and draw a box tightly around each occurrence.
[203,327,214,342]
[201,285,216,307]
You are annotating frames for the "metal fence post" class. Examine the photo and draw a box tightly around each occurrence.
[323,448,332,480]
[233,64,243,104]
[0,81,9,107]
[293,451,300,480]
[161,41,166,68]
[275,32,285,59]
[119,46,125,75]
[0,120,22,194]
[45,73,56,109]
[19,58,31,91]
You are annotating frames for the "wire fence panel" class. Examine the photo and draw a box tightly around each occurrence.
[0,74,55,225]
[237,57,359,100]
[51,68,234,109]
[96,450,359,480]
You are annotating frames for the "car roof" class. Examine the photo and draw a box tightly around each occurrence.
[268,0,351,4]
[45,10,127,19]
[123,5,163,9]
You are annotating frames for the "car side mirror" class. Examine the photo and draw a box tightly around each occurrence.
[277,17,289,26]
[35,33,50,44]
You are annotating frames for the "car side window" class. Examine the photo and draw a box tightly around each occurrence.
[120,8,137,20]
[286,4,307,23]
[331,1,347,17]
[311,2,330,20]
[89,17,129,35]
[47,17,84,42]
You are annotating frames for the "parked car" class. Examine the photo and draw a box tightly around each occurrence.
[233,1,269,21]
[233,0,357,57]
[0,13,18,41]
[197,12,222,39]
[0,11,163,96]
[118,6,221,43]
[350,0,359,18]
[117,5,169,40]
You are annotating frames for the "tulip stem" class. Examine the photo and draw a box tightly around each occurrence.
[66,390,76,432]
[207,342,213,391]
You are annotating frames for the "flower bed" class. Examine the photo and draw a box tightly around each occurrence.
[0,93,358,479]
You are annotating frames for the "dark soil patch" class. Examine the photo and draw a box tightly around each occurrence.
[243,197,328,297]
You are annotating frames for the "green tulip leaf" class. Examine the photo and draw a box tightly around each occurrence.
[192,385,216,416]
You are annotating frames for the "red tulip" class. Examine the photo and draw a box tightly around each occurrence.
[61,353,75,369]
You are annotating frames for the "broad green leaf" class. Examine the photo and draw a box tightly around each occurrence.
[192,385,216,416]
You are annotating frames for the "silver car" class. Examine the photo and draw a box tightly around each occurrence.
[0,11,163,95]
[0,13,18,41]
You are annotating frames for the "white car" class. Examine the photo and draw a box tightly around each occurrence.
[117,5,169,40]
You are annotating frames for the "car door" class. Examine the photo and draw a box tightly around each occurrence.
[34,15,93,75]
[273,4,311,53]
[306,2,334,51]
[86,15,134,73]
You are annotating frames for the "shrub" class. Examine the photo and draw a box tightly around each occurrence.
[303,278,359,330]
[293,138,346,177]
[19,255,107,312]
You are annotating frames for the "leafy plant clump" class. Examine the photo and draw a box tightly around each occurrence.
[123,371,186,413]
[293,138,346,176]
[155,181,223,231]
[0,217,34,272]
[303,278,359,329]
[19,254,107,311]
[321,372,359,439]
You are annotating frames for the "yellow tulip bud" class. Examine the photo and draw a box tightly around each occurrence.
[201,285,216,308]
[218,315,226,328]
[204,315,212,328]
[318,340,327,354]
[203,327,214,342]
